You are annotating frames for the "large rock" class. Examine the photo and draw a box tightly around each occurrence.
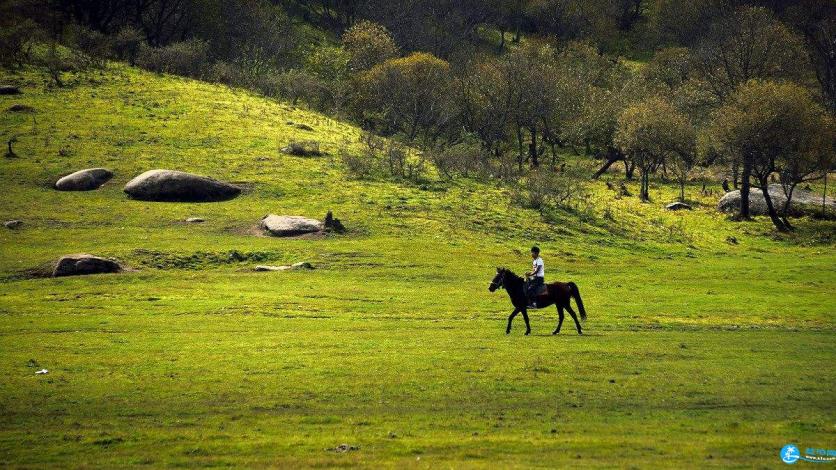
[124,169,241,202]
[254,262,314,272]
[54,168,113,191]
[261,215,323,236]
[0,85,21,95]
[718,184,835,216]
[665,202,692,211]
[53,254,122,277]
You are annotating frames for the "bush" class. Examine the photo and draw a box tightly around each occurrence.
[339,149,376,178]
[113,26,144,66]
[341,20,399,72]
[136,39,210,77]
[426,139,482,179]
[0,18,39,68]
[69,25,113,69]
[282,140,322,156]
[513,167,589,211]
[276,69,322,105]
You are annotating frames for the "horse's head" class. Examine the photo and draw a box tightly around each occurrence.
[489,267,506,292]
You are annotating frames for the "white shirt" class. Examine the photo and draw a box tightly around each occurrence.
[532,257,544,278]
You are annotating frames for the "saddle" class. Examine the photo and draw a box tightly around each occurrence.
[525,280,548,297]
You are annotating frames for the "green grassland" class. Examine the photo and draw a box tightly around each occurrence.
[1,64,834,468]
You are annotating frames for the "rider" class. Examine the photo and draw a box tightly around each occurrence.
[526,246,545,308]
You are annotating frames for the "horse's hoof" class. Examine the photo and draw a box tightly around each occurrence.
[552,330,559,335]
[578,331,583,335]
[506,330,510,335]
[525,331,531,336]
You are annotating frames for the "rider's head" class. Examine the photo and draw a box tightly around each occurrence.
[530,246,540,259]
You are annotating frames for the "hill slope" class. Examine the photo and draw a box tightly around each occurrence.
[0,64,834,468]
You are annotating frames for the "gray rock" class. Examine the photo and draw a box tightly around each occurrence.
[261,215,323,236]
[53,254,122,277]
[665,202,692,211]
[124,169,241,202]
[718,184,835,216]
[55,168,113,191]
[4,220,22,229]
[254,262,314,272]
[185,217,205,223]
[0,85,21,95]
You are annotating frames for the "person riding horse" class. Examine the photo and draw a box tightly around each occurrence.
[525,246,544,308]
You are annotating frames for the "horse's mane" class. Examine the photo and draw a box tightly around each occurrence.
[501,268,523,282]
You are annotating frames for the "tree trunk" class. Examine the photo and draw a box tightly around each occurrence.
[679,179,685,202]
[529,127,539,167]
[625,160,635,180]
[759,177,789,232]
[824,172,829,217]
[639,170,650,202]
[739,155,752,219]
[592,153,620,179]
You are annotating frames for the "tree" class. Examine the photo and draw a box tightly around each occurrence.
[707,80,835,231]
[691,6,809,101]
[615,96,696,202]
[341,20,398,72]
[356,52,455,143]
[785,0,836,115]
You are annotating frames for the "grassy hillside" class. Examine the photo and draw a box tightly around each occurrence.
[0,64,834,468]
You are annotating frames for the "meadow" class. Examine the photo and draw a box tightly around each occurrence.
[0,64,834,468]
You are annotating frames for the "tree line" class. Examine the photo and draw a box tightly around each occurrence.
[1,0,834,231]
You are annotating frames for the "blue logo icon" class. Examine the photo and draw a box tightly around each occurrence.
[782,445,801,464]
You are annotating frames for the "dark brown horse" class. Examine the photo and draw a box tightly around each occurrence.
[488,267,587,335]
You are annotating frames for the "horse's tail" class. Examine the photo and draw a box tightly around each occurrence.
[567,282,587,321]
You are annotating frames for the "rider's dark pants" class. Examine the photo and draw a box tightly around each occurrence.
[527,277,544,303]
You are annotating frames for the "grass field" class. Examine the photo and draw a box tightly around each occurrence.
[1,64,834,468]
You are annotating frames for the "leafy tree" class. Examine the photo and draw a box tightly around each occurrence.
[357,52,455,143]
[785,0,836,115]
[707,80,835,230]
[615,96,696,201]
[341,20,398,72]
[691,6,809,101]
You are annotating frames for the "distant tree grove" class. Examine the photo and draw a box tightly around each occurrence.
[1,0,834,230]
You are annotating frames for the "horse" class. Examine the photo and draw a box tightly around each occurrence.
[488,267,587,335]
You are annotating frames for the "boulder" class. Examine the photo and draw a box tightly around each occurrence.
[0,85,21,95]
[254,262,314,272]
[4,220,22,229]
[124,169,241,202]
[55,168,113,191]
[53,254,122,277]
[717,184,835,216]
[261,215,323,236]
[665,202,692,211]
[185,217,205,223]
[7,104,34,113]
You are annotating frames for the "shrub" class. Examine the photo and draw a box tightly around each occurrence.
[339,149,376,178]
[282,140,322,156]
[113,26,144,66]
[0,18,39,68]
[69,25,113,69]
[341,20,399,72]
[136,39,210,77]
[513,167,589,211]
[426,139,482,179]
[276,69,322,105]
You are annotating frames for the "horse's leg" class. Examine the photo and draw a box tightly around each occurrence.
[566,305,583,335]
[506,309,519,335]
[522,308,531,335]
[553,305,564,335]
